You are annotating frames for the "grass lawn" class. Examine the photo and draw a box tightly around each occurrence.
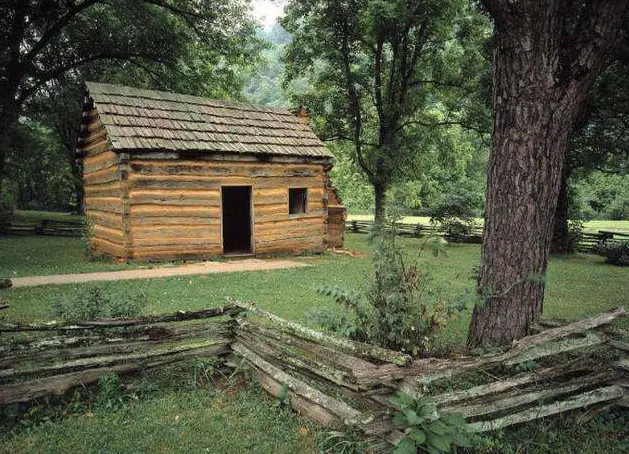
[1,372,318,454]
[1,232,628,453]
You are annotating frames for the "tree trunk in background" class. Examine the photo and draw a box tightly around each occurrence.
[373,183,386,227]
[551,166,571,254]
[468,1,628,347]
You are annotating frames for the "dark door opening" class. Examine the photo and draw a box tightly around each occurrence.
[222,186,252,254]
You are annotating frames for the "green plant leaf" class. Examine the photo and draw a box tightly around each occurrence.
[409,428,426,444]
[404,409,419,425]
[393,413,409,427]
[389,392,414,409]
[426,432,451,452]
[451,431,473,448]
[426,420,448,435]
[392,438,417,454]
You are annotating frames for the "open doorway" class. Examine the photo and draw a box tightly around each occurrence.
[221,186,252,254]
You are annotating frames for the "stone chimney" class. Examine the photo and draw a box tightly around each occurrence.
[291,105,309,124]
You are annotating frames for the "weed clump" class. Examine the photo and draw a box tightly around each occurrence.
[310,229,465,356]
[53,285,146,323]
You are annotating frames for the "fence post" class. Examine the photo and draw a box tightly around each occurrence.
[352,220,358,233]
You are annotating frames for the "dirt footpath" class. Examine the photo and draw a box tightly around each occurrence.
[9,259,310,288]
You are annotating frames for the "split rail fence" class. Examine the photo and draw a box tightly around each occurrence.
[345,219,629,253]
[0,217,85,237]
[0,306,240,405]
[1,300,628,449]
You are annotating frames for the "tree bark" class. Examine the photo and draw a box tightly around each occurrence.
[551,165,572,254]
[468,1,628,347]
[373,182,387,227]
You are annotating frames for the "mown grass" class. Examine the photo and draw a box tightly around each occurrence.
[0,235,140,277]
[1,371,318,454]
[1,231,628,453]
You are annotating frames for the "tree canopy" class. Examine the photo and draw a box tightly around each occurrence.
[281,0,490,223]
[0,0,261,206]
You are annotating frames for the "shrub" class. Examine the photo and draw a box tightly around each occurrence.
[53,285,146,323]
[312,232,465,356]
[597,242,629,266]
[429,194,479,241]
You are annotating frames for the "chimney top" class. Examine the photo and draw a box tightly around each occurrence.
[291,105,309,124]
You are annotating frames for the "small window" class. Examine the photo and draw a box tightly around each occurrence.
[289,188,307,214]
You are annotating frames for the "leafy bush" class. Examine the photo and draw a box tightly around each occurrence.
[429,193,479,240]
[312,233,465,356]
[597,242,629,266]
[389,392,471,454]
[53,285,146,323]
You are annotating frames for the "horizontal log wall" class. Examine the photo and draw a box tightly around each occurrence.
[81,108,125,258]
[127,158,327,260]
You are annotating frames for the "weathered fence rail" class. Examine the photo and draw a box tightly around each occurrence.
[231,300,629,447]
[1,299,627,449]
[0,305,241,405]
[345,219,629,252]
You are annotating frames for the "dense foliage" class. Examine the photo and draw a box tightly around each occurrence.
[281,0,490,222]
[53,285,146,323]
[0,0,261,210]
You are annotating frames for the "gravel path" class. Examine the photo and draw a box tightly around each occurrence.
[9,259,310,288]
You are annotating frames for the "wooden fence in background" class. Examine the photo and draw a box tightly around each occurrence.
[0,217,85,237]
[345,219,629,253]
[1,215,627,257]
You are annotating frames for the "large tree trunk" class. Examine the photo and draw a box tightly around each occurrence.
[551,166,572,254]
[468,1,628,347]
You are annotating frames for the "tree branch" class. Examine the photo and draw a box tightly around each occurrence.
[339,15,373,181]
[18,51,171,104]
[24,0,103,64]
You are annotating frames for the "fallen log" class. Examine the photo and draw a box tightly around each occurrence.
[236,318,378,376]
[512,308,625,350]
[249,367,340,427]
[0,324,231,369]
[0,304,9,310]
[366,309,626,389]
[230,299,411,366]
[237,330,359,390]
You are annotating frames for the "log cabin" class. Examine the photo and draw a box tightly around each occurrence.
[78,82,345,261]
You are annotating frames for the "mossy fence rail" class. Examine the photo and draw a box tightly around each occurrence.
[1,300,627,449]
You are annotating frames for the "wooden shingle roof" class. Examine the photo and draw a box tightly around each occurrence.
[85,82,332,159]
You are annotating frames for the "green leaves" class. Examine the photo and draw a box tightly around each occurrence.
[389,392,472,453]
[392,438,417,454]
